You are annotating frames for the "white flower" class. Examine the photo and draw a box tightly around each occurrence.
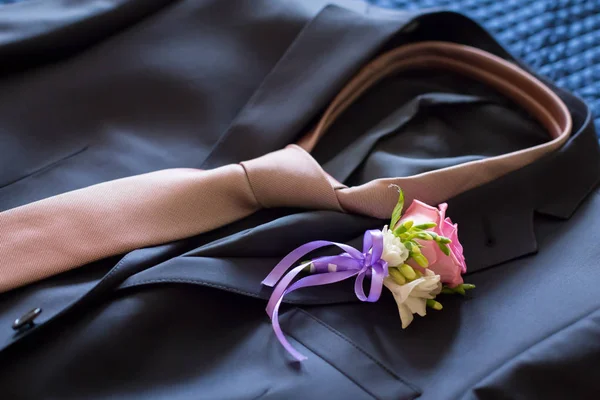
[383,269,442,329]
[381,225,409,267]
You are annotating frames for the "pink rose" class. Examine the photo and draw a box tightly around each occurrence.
[397,201,466,287]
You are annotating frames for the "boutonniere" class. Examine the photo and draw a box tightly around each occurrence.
[262,185,474,361]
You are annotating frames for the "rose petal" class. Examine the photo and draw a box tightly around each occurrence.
[429,244,464,287]
[437,203,448,221]
[399,200,442,228]
[440,218,467,274]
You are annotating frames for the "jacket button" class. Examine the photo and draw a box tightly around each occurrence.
[12,307,42,330]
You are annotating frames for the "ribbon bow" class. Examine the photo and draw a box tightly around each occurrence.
[262,229,388,361]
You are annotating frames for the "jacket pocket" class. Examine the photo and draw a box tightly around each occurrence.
[280,307,421,400]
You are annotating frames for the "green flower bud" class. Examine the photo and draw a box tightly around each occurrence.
[403,220,414,230]
[437,242,451,256]
[409,243,421,254]
[414,222,437,230]
[389,268,406,285]
[438,236,452,244]
[399,264,417,280]
[440,284,475,296]
[394,225,408,236]
[454,285,466,296]
[412,253,429,268]
[416,232,434,241]
[426,299,443,310]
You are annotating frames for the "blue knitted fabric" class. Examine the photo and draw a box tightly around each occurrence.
[368,0,600,135]
[1,0,599,135]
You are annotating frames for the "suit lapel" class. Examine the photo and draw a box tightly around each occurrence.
[449,108,600,276]
[200,4,418,168]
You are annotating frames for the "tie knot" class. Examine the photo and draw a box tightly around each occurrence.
[241,145,344,211]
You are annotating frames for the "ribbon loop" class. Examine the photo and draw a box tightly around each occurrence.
[262,229,388,361]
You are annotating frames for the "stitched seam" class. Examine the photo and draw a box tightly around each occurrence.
[89,250,139,293]
[461,305,600,399]
[46,248,138,309]
[0,145,88,190]
[122,278,262,299]
[119,278,351,305]
[295,308,421,394]
[181,226,257,257]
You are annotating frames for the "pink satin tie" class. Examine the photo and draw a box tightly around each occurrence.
[0,42,572,293]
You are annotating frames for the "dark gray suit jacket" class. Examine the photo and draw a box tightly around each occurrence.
[1,1,599,399]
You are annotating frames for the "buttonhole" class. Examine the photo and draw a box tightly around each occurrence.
[482,216,496,247]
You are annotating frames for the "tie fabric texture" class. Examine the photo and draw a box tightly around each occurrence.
[0,42,571,293]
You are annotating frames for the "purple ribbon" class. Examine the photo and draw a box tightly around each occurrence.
[262,229,388,361]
